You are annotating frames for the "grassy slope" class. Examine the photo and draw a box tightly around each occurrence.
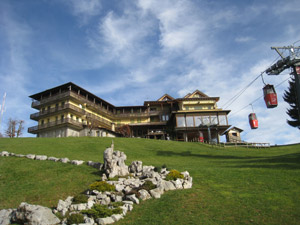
[0,137,299,225]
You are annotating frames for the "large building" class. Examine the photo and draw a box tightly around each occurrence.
[28,82,231,142]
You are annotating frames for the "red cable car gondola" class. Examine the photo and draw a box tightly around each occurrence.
[263,84,278,108]
[248,113,258,129]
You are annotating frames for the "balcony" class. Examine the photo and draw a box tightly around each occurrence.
[31,91,114,118]
[28,118,83,134]
[115,112,149,118]
[30,103,86,120]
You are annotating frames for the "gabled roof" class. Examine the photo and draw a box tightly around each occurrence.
[157,94,175,101]
[185,90,209,98]
[222,126,244,135]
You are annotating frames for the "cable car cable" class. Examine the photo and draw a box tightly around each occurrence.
[227,76,290,119]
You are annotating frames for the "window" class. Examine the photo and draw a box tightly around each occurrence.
[176,116,186,127]
[41,120,44,125]
[42,108,45,113]
[55,103,59,109]
[137,118,141,123]
[61,115,64,121]
[218,115,227,125]
[61,101,65,107]
[210,116,218,125]
[131,108,134,113]
[194,116,202,126]
[76,117,79,122]
[202,116,210,125]
[47,118,50,123]
[186,116,194,127]
[47,106,51,111]
[194,106,203,110]
[55,116,58,121]
[70,114,73,120]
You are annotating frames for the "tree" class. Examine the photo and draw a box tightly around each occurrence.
[283,76,300,129]
[16,120,24,137]
[116,124,131,137]
[5,118,25,138]
[5,118,16,138]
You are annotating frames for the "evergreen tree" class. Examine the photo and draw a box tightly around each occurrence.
[283,76,300,129]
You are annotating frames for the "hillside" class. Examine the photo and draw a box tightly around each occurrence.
[0,137,300,224]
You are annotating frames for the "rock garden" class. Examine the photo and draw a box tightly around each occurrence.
[0,142,193,225]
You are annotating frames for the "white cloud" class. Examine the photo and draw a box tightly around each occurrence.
[65,0,102,25]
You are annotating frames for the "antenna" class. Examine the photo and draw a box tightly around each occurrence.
[0,92,6,130]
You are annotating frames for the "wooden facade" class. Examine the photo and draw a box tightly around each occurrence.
[28,82,231,142]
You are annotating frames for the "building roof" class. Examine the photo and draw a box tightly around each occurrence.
[222,126,244,135]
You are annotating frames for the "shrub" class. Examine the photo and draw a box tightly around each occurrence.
[89,181,115,192]
[154,166,161,173]
[166,169,184,181]
[81,204,122,219]
[141,180,156,191]
[66,213,84,224]
[72,194,88,204]
[110,201,124,207]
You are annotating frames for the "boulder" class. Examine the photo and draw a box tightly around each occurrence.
[26,154,36,160]
[57,196,73,213]
[0,209,14,225]
[126,194,139,204]
[181,171,190,178]
[60,158,70,163]
[129,161,143,174]
[111,214,123,222]
[96,216,115,225]
[35,155,48,160]
[48,157,59,162]
[0,151,10,157]
[87,161,103,170]
[138,189,151,201]
[103,143,129,178]
[150,187,164,199]
[158,180,176,191]
[182,177,193,189]
[71,160,85,165]
[14,202,60,225]
[171,179,183,189]
[69,203,88,211]
[15,154,25,157]
[115,184,125,192]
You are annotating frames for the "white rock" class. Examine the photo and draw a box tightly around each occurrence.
[15,202,60,225]
[181,171,190,178]
[35,155,48,160]
[1,151,10,157]
[183,177,193,189]
[26,154,36,159]
[71,160,84,165]
[60,158,70,163]
[48,157,59,162]
[0,209,13,225]
[129,161,143,174]
[84,217,95,224]
[172,179,183,189]
[69,203,87,211]
[111,214,123,222]
[126,194,139,204]
[158,180,176,191]
[115,184,125,192]
[122,200,134,205]
[150,187,164,199]
[138,189,151,201]
[96,216,115,225]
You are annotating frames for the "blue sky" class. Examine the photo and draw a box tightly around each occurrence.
[1,0,300,144]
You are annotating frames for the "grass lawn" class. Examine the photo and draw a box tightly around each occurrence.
[0,137,299,224]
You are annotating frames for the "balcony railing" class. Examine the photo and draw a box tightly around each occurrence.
[31,91,114,117]
[30,103,86,120]
[115,112,149,118]
[28,118,83,133]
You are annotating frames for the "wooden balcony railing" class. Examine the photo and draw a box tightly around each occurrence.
[28,118,83,133]
[30,103,86,120]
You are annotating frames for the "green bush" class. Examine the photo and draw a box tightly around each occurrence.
[89,181,115,192]
[141,180,156,191]
[166,169,184,181]
[72,194,88,204]
[66,213,84,224]
[81,204,122,219]
[110,201,124,207]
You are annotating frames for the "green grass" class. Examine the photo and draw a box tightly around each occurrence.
[0,137,300,225]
